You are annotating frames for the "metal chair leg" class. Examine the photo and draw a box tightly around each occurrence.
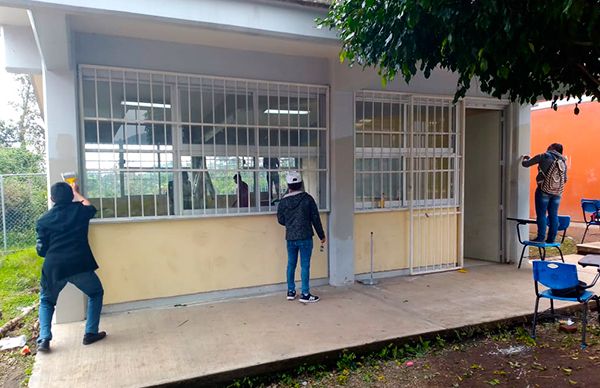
[557,247,564,263]
[531,297,540,339]
[582,224,590,243]
[550,299,555,318]
[518,245,528,269]
[581,301,589,349]
[537,246,543,260]
[541,247,546,261]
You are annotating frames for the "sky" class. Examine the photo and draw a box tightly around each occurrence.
[0,32,21,123]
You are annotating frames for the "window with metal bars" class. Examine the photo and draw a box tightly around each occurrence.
[354,92,458,211]
[79,65,328,219]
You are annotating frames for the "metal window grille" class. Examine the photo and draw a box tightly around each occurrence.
[354,91,459,211]
[355,91,409,211]
[79,65,329,219]
[408,96,462,274]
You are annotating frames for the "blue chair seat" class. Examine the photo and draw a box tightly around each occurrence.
[516,215,570,269]
[524,240,560,248]
[531,261,600,349]
[581,199,600,243]
[539,289,595,302]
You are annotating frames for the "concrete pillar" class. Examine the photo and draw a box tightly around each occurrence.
[30,7,87,323]
[43,68,86,323]
[328,86,355,286]
[505,103,531,264]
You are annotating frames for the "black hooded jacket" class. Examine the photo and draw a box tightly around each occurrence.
[277,191,325,241]
[36,202,98,283]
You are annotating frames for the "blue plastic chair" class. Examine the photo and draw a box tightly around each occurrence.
[531,261,600,348]
[581,199,600,243]
[517,215,570,269]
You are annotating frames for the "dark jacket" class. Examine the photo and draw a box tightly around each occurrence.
[522,150,568,186]
[36,202,98,283]
[277,191,325,241]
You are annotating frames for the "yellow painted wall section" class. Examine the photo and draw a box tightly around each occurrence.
[354,211,410,274]
[411,210,459,269]
[89,214,329,304]
[354,210,459,274]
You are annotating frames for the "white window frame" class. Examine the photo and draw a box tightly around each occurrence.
[354,91,459,212]
[78,65,329,220]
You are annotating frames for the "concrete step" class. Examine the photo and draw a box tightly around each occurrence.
[577,242,600,255]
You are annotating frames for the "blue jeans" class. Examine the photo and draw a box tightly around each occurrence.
[38,271,104,343]
[286,239,313,295]
[534,187,561,242]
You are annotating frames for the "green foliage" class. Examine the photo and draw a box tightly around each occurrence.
[0,147,44,175]
[336,350,358,370]
[319,0,600,112]
[515,325,537,346]
[0,172,48,250]
[0,248,42,326]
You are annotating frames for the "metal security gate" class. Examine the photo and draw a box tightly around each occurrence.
[408,96,463,274]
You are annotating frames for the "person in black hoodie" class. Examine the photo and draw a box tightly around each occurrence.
[35,182,106,352]
[522,143,568,243]
[277,171,326,303]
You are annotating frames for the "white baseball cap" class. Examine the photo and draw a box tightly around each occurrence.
[286,171,302,184]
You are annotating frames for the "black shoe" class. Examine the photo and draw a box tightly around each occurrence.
[83,331,106,345]
[299,293,320,303]
[287,290,296,300]
[37,339,50,353]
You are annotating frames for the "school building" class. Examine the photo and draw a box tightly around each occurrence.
[0,0,531,323]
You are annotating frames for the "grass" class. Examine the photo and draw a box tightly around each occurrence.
[226,317,600,388]
[0,248,41,387]
[0,248,43,327]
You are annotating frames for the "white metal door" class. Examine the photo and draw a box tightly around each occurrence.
[408,96,464,274]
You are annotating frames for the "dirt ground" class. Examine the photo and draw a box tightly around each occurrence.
[0,317,37,388]
[259,313,600,388]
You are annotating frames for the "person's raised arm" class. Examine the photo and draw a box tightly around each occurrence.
[71,183,92,206]
[521,153,542,168]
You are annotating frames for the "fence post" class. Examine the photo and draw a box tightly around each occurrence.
[0,175,6,252]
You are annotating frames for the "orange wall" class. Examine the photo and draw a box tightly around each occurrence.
[530,102,600,222]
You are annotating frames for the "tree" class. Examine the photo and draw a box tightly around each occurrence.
[319,0,600,113]
[0,147,44,175]
[0,74,45,152]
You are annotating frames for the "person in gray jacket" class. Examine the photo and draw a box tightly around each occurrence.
[522,143,568,243]
[277,171,326,303]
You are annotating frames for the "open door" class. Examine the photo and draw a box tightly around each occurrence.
[464,108,504,262]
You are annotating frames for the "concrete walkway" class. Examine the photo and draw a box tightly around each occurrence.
[29,256,600,388]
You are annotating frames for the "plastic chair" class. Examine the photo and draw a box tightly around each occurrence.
[517,215,570,269]
[531,261,600,348]
[581,199,600,243]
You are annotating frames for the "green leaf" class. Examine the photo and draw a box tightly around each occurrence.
[339,50,347,63]
[480,58,488,72]
[542,63,551,75]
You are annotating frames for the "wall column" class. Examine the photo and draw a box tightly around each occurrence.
[328,82,355,285]
[30,9,86,323]
[505,103,531,264]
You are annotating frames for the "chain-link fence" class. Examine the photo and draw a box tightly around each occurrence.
[0,174,48,253]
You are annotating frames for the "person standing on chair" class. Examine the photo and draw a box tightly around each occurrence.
[277,171,326,303]
[35,182,106,352]
[522,143,568,243]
